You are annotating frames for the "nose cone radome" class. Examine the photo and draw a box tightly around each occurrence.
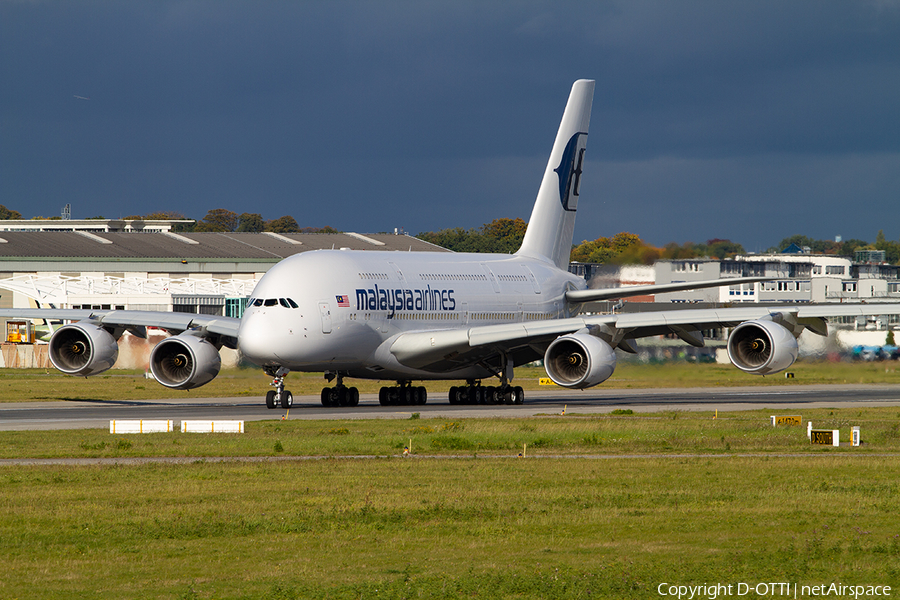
[237,311,284,366]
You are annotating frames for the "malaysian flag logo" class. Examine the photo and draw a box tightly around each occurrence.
[336,295,349,307]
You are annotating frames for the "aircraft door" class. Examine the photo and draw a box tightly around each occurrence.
[522,265,541,294]
[388,261,407,284]
[481,263,500,293]
[318,301,332,334]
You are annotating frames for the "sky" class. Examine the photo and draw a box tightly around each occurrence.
[2,1,899,251]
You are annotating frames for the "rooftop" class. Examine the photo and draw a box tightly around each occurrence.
[0,231,449,261]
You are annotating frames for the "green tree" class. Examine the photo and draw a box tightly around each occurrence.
[661,242,700,260]
[887,330,896,346]
[417,227,485,252]
[0,205,22,220]
[481,218,527,253]
[873,230,900,264]
[144,211,187,220]
[837,238,868,257]
[236,213,264,232]
[195,209,238,232]
[417,217,529,253]
[299,226,339,233]
[265,215,300,233]
[570,232,654,264]
[705,238,745,259]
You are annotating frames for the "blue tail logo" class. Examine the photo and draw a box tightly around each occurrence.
[554,132,587,212]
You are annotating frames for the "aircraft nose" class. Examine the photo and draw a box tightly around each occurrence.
[237,312,280,365]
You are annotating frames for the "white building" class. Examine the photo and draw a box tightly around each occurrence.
[655,253,900,305]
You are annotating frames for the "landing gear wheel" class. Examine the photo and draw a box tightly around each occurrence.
[348,387,360,407]
[514,386,524,404]
[266,390,276,409]
[417,386,427,405]
[281,390,293,409]
[476,387,486,404]
[488,386,499,404]
[321,387,331,407]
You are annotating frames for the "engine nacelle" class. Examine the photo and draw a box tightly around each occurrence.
[48,323,119,377]
[727,319,798,375]
[150,334,221,390]
[544,333,617,389]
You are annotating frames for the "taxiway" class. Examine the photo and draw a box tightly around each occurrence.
[3,384,900,430]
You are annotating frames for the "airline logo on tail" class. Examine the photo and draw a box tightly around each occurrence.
[554,132,587,212]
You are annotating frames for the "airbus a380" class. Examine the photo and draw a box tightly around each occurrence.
[4,79,900,409]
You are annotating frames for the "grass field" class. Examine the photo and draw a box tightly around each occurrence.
[3,364,900,598]
[2,455,899,598]
[2,359,900,402]
[2,408,900,459]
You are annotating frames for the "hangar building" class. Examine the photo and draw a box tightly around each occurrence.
[0,224,447,355]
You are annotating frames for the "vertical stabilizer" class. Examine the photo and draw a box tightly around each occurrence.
[516,79,595,269]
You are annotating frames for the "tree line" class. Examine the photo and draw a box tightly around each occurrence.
[417,219,900,266]
[4,203,898,264]
[0,204,337,234]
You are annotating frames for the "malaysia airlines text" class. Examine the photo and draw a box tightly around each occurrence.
[355,285,457,317]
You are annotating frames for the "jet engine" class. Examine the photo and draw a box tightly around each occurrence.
[727,319,798,375]
[150,334,221,390]
[48,323,119,377]
[544,333,617,389]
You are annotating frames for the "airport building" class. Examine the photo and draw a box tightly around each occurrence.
[0,224,448,328]
[653,253,900,305]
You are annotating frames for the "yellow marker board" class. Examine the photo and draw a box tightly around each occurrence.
[771,415,802,426]
[539,378,558,386]
[810,429,839,446]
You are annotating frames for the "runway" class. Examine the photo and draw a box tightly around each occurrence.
[4,384,900,430]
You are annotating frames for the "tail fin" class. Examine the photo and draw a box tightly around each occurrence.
[516,79,595,269]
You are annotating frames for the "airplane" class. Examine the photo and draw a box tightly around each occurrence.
[3,79,900,409]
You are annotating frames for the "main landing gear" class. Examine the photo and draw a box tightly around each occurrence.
[379,381,427,406]
[264,367,293,409]
[321,372,359,407]
[448,381,524,405]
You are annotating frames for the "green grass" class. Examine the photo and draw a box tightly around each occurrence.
[2,456,899,598]
[4,361,900,598]
[2,408,900,459]
[2,359,900,402]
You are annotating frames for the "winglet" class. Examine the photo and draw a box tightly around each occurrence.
[517,80,595,269]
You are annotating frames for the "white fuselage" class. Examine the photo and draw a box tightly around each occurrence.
[237,249,584,380]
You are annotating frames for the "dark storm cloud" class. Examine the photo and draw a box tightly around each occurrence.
[2,1,899,248]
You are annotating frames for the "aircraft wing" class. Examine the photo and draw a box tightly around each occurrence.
[564,276,772,303]
[390,303,900,372]
[0,309,241,339]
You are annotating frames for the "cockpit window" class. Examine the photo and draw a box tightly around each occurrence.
[252,298,299,308]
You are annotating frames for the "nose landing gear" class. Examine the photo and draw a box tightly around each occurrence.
[264,367,293,409]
